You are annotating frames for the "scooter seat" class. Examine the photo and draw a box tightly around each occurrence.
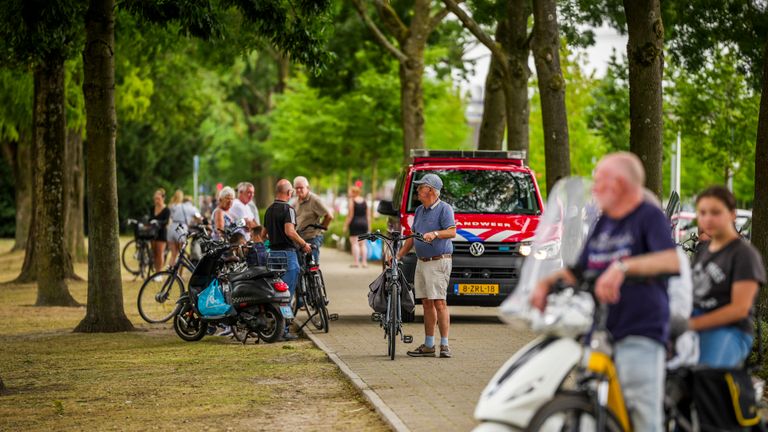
[228,266,273,283]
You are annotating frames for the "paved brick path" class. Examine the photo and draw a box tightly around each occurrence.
[300,248,536,432]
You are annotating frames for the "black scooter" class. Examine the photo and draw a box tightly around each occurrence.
[173,236,294,344]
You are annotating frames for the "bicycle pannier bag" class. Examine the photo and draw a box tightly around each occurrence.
[368,271,388,313]
[398,272,415,313]
[693,368,762,431]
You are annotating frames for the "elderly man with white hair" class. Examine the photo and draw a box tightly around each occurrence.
[532,152,681,432]
[230,182,259,240]
[293,176,333,263]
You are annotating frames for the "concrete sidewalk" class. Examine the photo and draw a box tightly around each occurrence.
[300,248,535,432]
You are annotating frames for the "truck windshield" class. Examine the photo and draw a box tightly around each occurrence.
[407,169,541,214]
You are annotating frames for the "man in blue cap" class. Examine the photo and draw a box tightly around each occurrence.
[395,173,457,358]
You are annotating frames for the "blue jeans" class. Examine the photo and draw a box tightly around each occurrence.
[614,336,666,432]
[698,326,753,368]
[308,234,324,263]
[268,250,299,300]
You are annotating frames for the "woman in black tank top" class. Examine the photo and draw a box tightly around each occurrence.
[344,186,370,267]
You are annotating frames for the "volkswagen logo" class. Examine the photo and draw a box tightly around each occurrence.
[469,242,485,257]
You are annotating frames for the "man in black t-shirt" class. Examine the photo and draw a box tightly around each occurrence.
[264,179,311,340]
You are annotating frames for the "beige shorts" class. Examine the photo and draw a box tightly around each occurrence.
[414,258,452,300]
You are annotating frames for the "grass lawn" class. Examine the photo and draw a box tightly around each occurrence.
[0,239,387,431]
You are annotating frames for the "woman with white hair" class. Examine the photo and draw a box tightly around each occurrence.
[211,187,235,241]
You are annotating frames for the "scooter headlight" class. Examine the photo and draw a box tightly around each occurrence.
[533,240,560,260]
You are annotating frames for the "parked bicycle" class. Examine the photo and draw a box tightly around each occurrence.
[293,224,337,333]
[359,230,423,360]
[138,224,205,323]
[122,218,162,279]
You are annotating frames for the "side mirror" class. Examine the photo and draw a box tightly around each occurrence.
[377,200,398,217]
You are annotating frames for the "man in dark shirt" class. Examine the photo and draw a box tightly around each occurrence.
[264,179,311,340]
[532,152,680,432]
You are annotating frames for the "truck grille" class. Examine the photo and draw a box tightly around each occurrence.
[453,241,521,256]
[451,267,518,280]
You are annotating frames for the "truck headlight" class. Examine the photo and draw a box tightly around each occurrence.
[519,241,533,256]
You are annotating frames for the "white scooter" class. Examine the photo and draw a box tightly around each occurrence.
[471,178,694,432]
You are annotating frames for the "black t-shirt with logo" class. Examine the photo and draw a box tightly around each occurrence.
[265,200,297,250]
[692,238,766,334]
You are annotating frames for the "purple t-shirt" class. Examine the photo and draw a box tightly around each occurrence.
[574,201,676,344]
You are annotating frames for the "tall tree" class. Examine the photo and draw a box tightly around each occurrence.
[531,0,570,192]
[352,0,451,160]
[477,42,506,150]
[623,0,664,197]
[33,59,79,306]
[74,0,133,332]
[0,0,84,301]
[443,0,531,153]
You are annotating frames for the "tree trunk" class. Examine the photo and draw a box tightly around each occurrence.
[399,59,426,161]
[753,42,768,328]
[0,136,32,253]
[13,133,32,251]
[532,0,570,194]
[66,128,87,263]
[502,0,531,153]
[624,0,664,197]
[478,29,507,151]
[33,59,79,307]
[74,0,134,332]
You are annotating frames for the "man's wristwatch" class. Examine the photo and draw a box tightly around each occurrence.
[433,231,439,239]
[612,259,629,274]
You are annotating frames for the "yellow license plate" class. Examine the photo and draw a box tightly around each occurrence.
[456,284,499,295]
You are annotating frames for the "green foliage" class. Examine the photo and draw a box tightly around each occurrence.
[0,69,32,142]
[121,0,332,71]
[586,51,629,152]
[265,58,470,187]
[0,0,86,67]
[667,48,760,203]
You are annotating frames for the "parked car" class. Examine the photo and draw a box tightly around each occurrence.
[377,149,544,309]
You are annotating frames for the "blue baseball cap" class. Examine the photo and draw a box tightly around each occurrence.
[413,173,443,191]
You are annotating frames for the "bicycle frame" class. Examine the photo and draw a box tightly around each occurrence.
[361,230,423,352]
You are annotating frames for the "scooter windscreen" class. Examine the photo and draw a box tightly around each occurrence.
[499,177,599,324]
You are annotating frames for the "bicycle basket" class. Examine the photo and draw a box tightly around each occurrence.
[135,222,158,240]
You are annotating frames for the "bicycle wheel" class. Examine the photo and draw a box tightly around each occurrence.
[316,269,329,306]
[138,270,185,323]
[388,285,398,360]
[141,244,154,279]
[314,273,330,333]
[525,393,625,432]
[121,240,141,276]
[305,274,326,332]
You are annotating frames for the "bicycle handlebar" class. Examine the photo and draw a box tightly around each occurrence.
[357,230,426,243]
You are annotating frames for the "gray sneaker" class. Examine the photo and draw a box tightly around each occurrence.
[407,344,436,357]
[439,345,452,358]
